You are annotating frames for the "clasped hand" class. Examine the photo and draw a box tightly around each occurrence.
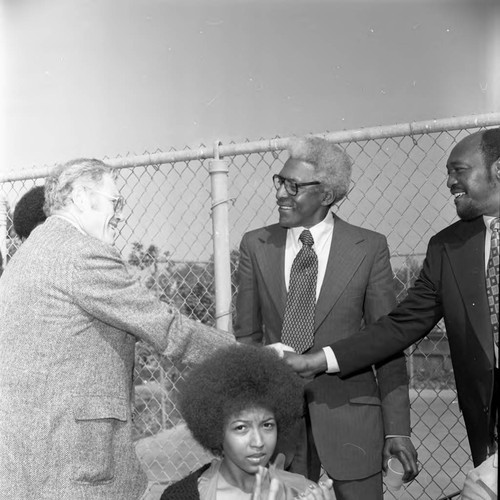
[282,351,327,378]
[252,466,335,500]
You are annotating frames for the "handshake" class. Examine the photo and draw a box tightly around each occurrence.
[266,343,329,378]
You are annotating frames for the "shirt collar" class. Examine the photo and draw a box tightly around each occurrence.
[51,214,87,235]
[289,211,334,246]
[483,215,497,231]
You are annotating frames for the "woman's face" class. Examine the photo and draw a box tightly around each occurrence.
[222,406,277,480]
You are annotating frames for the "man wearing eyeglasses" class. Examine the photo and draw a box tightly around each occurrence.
[234,137,418,500]
[0,158,234,500]
[285,128,500,475]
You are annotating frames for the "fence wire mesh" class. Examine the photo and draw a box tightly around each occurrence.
[1,114,499,500]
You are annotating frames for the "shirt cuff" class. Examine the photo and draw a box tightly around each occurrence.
[323,347,340,373]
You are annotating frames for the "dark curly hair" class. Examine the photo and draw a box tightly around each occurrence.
[179,344,304,457]
[13,186,47,239]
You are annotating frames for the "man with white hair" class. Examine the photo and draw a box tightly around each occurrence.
[0,158,234,500]
[287,128,500,472]
[234,137,418,500]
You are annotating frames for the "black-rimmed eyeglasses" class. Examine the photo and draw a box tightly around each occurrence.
[272,174,321,197]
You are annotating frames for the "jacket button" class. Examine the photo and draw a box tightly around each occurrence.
[484,406,489,413]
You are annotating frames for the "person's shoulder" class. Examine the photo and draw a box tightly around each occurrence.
[42,216,122,262]
[46,217,96,247]
[160,464,211,500]
[334,216,387,242]
[40,216,85,247]
[242,223,283,242]
[430,217,483,244]
[17,216,78,257]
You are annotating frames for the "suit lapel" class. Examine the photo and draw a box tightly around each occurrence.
[315,216,366,330]
[257,218,367,331]
[255,225,288,316]
[444,218,492,361]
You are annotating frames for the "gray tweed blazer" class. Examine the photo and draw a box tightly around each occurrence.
[0,215,233,500]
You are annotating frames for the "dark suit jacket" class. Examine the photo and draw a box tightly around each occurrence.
[0,216,233,500]
[333,216,496,466]
[234,214,411,480]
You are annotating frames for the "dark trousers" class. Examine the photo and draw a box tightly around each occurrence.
[281,412,384,500]
[488,367,499,456]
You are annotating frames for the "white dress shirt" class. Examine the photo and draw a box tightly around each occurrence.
[270,212,339,370]
[284,211,334,298]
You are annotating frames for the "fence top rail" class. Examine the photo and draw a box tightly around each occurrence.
[1,112,499,184]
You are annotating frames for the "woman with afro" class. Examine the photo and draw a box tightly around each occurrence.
[13,185,47,241]
[161,344,334,500]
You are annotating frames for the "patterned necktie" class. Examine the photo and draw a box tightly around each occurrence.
[486,218,499,347]
[281,229,318,354]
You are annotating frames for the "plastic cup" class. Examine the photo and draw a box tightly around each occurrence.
[385,457,405,491]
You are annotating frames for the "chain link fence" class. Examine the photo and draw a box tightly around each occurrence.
[1,113,499,499]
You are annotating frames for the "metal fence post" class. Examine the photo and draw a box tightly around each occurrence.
[208,143,232,332]
[406,262,414,387]
[0,194,8,268]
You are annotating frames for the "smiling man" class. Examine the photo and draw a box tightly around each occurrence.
[0,158,234,500]
[285,128,500,471]
[234,137,418,500]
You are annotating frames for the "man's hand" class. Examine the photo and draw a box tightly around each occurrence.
[283,350,327,378]
[383,437,419,482]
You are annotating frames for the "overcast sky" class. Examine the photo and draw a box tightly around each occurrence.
[1,0,499,174]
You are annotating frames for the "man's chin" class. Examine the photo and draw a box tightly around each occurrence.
[457,211,482,221]
[456,204,482,221]
[97,227,117,245]
[278,212,295,228]
[106,230,118,244]
[454,199,476,221]
[278,217,293,228]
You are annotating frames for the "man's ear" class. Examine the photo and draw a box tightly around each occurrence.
[495,159,500,181]
[321,188,335,206]
[71,185,89,211]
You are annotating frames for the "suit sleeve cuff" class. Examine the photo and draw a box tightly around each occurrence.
[323,347,340,373]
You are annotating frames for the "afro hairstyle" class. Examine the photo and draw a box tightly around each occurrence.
[13,185,47,239]
[179,344,304,457]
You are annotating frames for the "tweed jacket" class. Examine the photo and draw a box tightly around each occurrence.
[333,216,497,466]
[234,215,410,480]
[0,216,233,500]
